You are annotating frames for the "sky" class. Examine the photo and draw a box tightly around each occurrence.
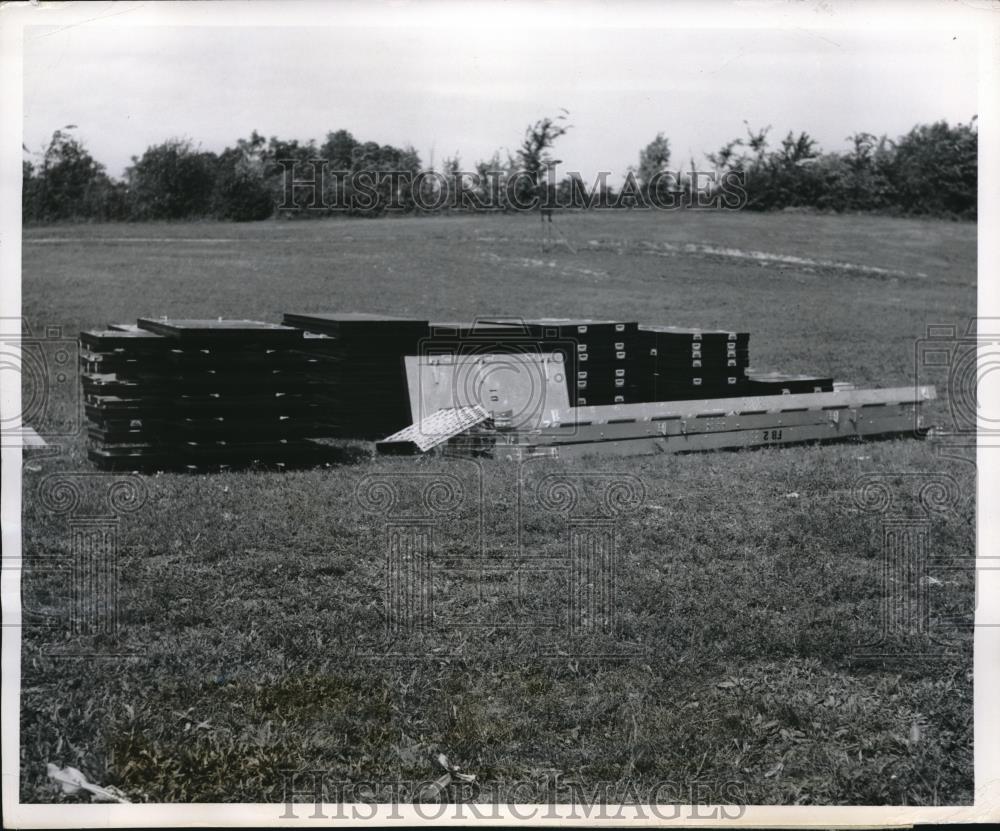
[22,11,980,183]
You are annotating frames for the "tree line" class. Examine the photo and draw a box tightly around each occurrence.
[700,119,977,217]
[22,115,977,222]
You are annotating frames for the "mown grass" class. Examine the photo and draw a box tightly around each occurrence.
[19,211,975,805]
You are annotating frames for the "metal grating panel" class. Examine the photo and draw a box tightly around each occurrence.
[376,406,491,454]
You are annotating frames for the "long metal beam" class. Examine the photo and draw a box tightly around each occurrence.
[496,402,920,446]
[540,385,936,427]
[492,409,920,461]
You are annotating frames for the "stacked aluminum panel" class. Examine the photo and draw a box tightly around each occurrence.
[80,312,847,470]
[81,319,332,470]
[635,325,752,401]
[527,319,639,407]
[477,318,639,406]
[282,312,429,438]
[417,318,832,406]
[634,328,833,400]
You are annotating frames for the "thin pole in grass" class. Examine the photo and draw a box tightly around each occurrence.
[537,160,577,254]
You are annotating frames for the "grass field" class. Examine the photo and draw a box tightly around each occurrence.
[19,210,976,806]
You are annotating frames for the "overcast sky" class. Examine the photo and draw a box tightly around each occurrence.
[23,16,979,182]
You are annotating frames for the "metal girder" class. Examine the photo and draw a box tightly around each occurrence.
[495,401,919,446]
[542,385,936,427]
[490,409,920,461]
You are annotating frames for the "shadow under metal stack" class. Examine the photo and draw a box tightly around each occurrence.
[81,319,332,470]
[282,312,429,439]
[635,325,753,401]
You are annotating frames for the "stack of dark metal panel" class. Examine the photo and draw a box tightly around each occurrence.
[81,319,332,470]
[80,312,846,471]
[282,312,429,438]
[526,319,639,407]
[427,320,578,367]
[635,325,752,401]
[475,318,639,406]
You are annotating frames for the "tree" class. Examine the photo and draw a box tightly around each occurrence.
[840,132,892,211]
[845,132,878,173]
[20,114,979,222]
[514,110,571,208]
[22,160,40,221]
[24,129,120,221]
[211,132,274,221]
[264,135,321,215]
[743,122,771,162]
[706,139,743,172]
[473,150,510,210]
[776,131,819,166]
[126,139,218,219]
[637,133,671,192]
[886,118,977,218]
[321,129,359,170]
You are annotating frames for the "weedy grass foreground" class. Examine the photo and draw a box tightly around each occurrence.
[19,211,975,804]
